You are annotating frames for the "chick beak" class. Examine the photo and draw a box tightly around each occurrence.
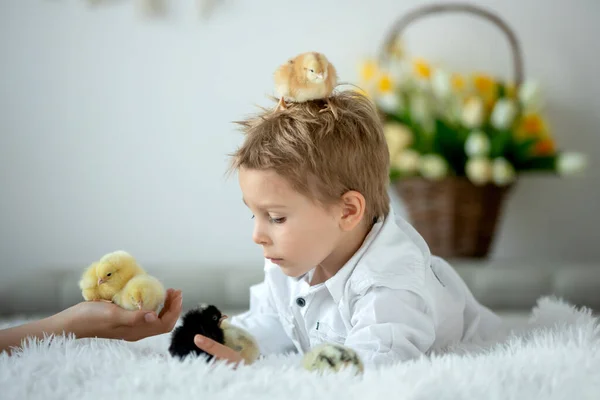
[136,302,143,310]
[97,278,105,285]
[219,315,228,326]
[316,73,324,80]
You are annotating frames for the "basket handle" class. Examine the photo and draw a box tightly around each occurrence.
[378,3,524,88]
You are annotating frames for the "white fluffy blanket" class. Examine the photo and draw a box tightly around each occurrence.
[1,297,599,400]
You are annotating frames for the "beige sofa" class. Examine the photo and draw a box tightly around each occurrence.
[1,259,599,317]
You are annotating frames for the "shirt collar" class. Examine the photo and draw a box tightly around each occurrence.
[323,212,389,304]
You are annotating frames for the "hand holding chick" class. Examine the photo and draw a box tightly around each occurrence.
[79,250,146,302]
[220,317,260,365]
[62,288,182,342]
[112,274,166,314]
[169,304,259,366]
[273,51,338,110]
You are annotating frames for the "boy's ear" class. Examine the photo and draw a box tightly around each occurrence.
[339,191,366,231]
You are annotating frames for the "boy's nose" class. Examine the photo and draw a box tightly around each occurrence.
[252,225,270,246]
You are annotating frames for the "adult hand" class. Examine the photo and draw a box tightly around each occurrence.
[59,288,182,341]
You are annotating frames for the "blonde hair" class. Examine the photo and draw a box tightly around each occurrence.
[229,91,390,222]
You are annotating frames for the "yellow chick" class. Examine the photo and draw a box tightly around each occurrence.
[79,250,146,302]
[220,318,260,365]
[273,51,338,110]
[112,274,166,313]
[302,343,364,375]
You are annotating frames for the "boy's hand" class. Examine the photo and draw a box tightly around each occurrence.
[194,334,244,366]
[60,288,182,341]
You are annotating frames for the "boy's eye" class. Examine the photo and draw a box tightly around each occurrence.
[269,217,286,224]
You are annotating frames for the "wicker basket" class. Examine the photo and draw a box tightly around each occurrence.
[395,177,513,258]
[380,3,524,258]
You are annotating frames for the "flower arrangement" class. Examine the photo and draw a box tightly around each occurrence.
[357,48,587,186]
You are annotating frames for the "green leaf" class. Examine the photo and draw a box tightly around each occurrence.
[497,83,506,99]
[518,155,557,171]
[389,168,402,182]
[433,119,466,175]
[511,137,539,165]
[489,129,512,158]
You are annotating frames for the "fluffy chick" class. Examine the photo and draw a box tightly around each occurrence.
[273,51,338,110]
[168,304,226,361]
[79,250,145,302]
[302,343,364,375]
[168,304,260,365]
[221,318,260,365]
[112,274,166,313]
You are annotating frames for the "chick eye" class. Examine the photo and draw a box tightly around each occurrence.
[310,69,314,73]
[107,273,112,277]
[213,315,219,321]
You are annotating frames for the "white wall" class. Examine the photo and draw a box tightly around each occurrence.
[1,0,598,279]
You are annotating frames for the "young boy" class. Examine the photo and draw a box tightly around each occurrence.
[195,91,502,367]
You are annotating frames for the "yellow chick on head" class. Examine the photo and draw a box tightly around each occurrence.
[79,250,146,302]
[112,274,166,313]
[302,343,364,375]
[273,51,338,111]
[220,318,260,365]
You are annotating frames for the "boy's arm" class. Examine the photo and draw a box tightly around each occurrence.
[344,287,436,367]
[229,279,296,356]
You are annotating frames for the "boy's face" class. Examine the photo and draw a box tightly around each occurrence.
[238,167,343,278]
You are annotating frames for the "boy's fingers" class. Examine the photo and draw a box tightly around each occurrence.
[194,335,242,363]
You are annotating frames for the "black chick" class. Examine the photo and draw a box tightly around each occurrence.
[168,304,225,361]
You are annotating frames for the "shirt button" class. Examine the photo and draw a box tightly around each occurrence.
[296,297,306,307]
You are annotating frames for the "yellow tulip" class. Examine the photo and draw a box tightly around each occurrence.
[451,73,466,92]
[377,73,394,93]
[412,58,432,79]
[473,74,496,95]
[533,138,556,155]
[505,82,517,99]
[517,113,548,138]
[360,59,378,82]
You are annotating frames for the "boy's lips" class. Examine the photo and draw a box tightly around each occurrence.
[266,257,283,263]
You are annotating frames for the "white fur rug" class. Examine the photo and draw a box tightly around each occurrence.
[1,297,599,400]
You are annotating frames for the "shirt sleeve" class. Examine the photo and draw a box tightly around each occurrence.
[344,286,436,367]
[229,277,296,356]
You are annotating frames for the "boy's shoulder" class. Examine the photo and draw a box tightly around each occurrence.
[346,209,432,296]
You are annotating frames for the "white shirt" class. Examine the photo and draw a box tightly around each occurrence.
[231,207,502,367]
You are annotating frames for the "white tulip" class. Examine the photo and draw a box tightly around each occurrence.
[557,152,587,176]
[384,122,413,157]
[392,149,420,174]
[492,157,516,186]
[490,99,518,130]
[419,154,448,181]
[377,92,403,114]
[461,97,485,129]
[431,69,452,99]
[465,157,492,186]
[386,59,412,89]
[383,122,413,149]
[519,80,543,111]
[464,131,491,157]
